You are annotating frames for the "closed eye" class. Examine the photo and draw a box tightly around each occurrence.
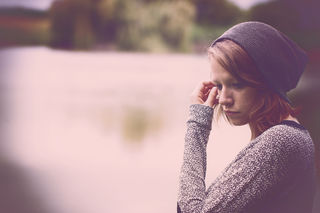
[232,82,245,89]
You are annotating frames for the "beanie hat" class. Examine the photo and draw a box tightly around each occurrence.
[211,21,308,103]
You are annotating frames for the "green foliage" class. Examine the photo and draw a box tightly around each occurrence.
[49,0,195,51]
[115,0,195,52]
[192,0,242,26]
[190,24,230,53]
[157,1,195,51]
[47,0,243,52]
[4,0,319,52]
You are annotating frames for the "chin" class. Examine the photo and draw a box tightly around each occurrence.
[227,117,248,126]
[231,121,247,126]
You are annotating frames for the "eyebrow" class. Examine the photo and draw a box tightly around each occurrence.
[211,78,238,84]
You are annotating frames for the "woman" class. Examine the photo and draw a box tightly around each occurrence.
[177,22,316,213]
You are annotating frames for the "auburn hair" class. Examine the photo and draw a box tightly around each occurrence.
[208,39,300,137]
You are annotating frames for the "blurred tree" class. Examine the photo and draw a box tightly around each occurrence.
[156,1,195,51]
[93,0,117,43]
[49,0,195,51]
[191,0,242,26]
[49,0,96,49]
[248,1,299,32]
[280,0,320,30]
[0,7,48,18]
[248,0,320,49]
[0,7,50,47]
[49,0,75,48]
[115,0,195,52]
[72,0,96,49]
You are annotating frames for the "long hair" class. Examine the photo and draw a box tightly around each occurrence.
[208,39,300,136]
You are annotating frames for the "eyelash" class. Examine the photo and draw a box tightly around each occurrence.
[216,83,245,90]
[232,83,245,89]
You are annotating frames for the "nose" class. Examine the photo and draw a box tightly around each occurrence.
[218,89,233,106]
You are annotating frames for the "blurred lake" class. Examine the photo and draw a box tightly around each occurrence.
[0,47,316,213]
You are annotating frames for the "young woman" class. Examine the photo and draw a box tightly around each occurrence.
[177,22,316,213]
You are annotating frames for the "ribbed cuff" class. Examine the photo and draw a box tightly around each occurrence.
[187,104,214,130]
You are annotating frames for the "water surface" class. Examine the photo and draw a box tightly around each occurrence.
[0,47,251,213]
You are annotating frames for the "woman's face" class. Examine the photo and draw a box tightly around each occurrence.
[210,58,259,126]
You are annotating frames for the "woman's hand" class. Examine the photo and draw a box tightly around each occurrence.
[190,81,219,108]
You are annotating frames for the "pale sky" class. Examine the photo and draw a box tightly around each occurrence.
[0,0,270,10]
[0,0,53,10]
[229,0,270,9]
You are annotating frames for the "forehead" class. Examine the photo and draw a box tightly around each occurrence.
[210,58,236,83]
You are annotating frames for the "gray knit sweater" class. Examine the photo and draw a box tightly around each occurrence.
[177,104,316,213]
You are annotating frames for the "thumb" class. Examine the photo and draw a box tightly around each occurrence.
[204,87,218,108]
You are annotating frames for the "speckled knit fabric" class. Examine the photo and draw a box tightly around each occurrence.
[177,104,316,213]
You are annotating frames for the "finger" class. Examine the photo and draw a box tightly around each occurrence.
[199,81,214,93]
[190,81,215,105]
[193,81,212,98]
[202,81,215,86]
[204,87,218,107]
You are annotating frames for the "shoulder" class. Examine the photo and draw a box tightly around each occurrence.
[256,121,314,166]
[236,121,313,163]
[260,121,313,148]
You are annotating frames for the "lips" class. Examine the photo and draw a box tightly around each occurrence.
[224,111,240,117]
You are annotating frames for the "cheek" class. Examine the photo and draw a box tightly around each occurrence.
[240,89,259,110]
[247,91,260,109]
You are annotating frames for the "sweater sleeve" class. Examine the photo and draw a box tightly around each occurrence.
[177,104,213,212]
[177,104,307,213]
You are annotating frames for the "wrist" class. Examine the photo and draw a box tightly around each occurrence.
[187,104,214,129]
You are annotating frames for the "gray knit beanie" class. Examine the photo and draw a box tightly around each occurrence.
[211,21,308,103]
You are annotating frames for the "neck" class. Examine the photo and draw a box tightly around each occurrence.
[249,115,299,141]
[249,123,258,140]
[284,115,299,123]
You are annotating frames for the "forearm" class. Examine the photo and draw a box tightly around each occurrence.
[178,104,213,212]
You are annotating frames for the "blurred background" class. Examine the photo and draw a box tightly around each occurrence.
[0,0,319,212]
